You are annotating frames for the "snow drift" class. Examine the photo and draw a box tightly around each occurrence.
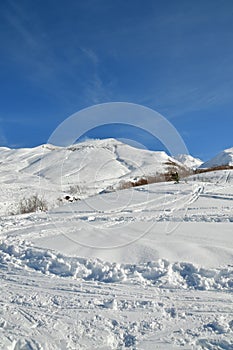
[0,240,232,291]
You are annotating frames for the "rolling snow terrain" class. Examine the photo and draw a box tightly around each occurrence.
[0,140,233,349]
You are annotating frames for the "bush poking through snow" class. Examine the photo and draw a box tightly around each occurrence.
[69,184,81,195]
[18,194,48,214]
[69,184,87,197]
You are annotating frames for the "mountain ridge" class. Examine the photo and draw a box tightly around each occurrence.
[200,147,233,168]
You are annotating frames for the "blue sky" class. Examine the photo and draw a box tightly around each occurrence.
[0,0,233,160]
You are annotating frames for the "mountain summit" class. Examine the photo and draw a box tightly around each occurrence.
[200,147,233,168]
[174,154,203,169]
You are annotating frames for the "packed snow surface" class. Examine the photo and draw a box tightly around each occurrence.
[0,140,233,349]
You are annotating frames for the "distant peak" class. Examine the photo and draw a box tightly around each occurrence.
[200,146,233,168]
[174,154,203,169]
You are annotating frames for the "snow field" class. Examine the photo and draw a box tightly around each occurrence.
[0,140,233,349]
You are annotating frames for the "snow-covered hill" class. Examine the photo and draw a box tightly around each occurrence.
[174,154,203,169]
[0,139,189,215]
[0,139,186,183]
[200,147,233,168]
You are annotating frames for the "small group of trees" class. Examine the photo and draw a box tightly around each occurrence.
[117,172,182,191]
[171,172,180,183]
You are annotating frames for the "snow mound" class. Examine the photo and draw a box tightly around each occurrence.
[174,154,203,169]
[201,147,233,168]
[1,241,232,291]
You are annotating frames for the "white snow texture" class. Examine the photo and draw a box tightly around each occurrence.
[0,139,232,350]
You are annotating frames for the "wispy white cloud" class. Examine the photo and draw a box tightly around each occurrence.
[137,68,233,120]
[2,0,233,119]
[81,48,114,104]
[3,2,115,108]
[81,47,99,66]
[5,1,40,50]
[2,1,81,105]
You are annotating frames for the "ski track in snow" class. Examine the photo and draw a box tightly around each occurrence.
[0,262,233,350]
[0,262,233,349]
[0,175,232,349]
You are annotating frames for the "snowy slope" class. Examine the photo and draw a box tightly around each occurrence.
[0,168,233,349]
[0,139,188,216]
[15,170,233,267]
[0,139,185,183]
[201,147,233,168]
[0,141,233,349]
[174,154,203,169]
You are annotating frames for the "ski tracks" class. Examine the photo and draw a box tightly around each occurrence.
[0,266,232,349]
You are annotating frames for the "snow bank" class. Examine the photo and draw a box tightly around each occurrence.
[1,241,232,291]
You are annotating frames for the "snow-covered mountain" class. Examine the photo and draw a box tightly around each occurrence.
[0,138,187,184]
[174,154,203,169]
[200,147,233,168]
[0,139,189,214]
